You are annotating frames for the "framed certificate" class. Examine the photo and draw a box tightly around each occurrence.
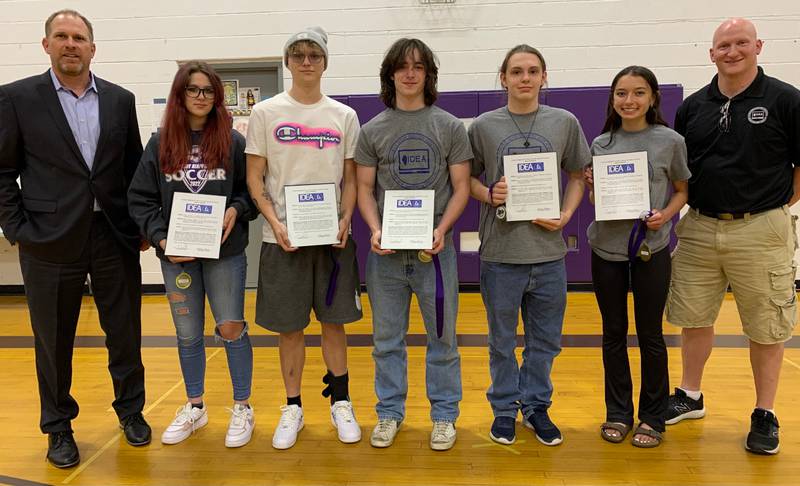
[284,183,340,247]
[502,152,560,221]
[592,151,650,221]
[222,79,239,107]
[165,192,226,259]
[381,190,434,250]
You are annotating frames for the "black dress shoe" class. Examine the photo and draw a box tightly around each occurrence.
[120,413,151,446]
[47,431,80,468]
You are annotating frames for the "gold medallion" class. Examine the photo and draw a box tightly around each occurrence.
[175,272,192,289]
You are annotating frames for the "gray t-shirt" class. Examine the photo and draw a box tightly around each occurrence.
[355,105,472,231]
[469,105,592,264]
[587,125,691,261]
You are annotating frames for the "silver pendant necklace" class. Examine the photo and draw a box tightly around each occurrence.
[495,106,540,220]
[507,106,539,148]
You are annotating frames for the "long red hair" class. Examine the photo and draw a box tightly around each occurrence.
[159,61,231,174]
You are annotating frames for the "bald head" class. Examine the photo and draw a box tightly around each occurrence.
[709,17,762,83]
[713,18,758,46]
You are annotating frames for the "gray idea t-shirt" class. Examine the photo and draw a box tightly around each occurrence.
[469,105,592,264]
[587,125,691,261]
[355,105,472,230]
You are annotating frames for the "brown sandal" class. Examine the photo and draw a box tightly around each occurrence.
[631,423,663,448]
[600,422,631,443]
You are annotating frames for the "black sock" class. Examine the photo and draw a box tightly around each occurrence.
[327,371,350,404]
[287,395,302,408]
[191,401,204,409]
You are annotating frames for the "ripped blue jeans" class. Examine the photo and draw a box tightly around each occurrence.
[161,252,252,401]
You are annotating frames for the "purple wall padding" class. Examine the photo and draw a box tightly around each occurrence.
[333,84,683,283]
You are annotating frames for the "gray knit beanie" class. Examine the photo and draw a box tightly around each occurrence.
[284,26,328,66]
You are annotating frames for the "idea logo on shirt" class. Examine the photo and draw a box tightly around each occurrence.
[389,133,443,189]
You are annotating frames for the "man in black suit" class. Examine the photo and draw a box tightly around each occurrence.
[0,9,150,468]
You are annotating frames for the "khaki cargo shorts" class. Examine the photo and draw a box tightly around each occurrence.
[666,206,798,344]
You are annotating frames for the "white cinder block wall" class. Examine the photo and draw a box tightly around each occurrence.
[0,0,798,284]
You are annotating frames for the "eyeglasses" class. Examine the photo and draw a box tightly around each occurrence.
[288,53,324,65]
[185,85,215,99]
[718,99,731,133]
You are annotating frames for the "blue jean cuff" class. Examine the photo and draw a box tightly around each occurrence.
[493,411,519,419]
[377,414,403,423]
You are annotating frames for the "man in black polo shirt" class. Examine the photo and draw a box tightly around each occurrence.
[664,17,800,455]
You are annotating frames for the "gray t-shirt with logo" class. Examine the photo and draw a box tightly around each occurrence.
[355,106,472,231]
[469,105,592,264]
[587,125,691,261]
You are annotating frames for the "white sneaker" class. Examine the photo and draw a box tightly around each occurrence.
[161,402,208,445]
[225,404,255,448]
[370,418,400,448]
[272,404,304,449]
[430,421,456,451]
[331,400,361,443]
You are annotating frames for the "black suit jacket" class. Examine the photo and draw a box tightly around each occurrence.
[0,70,144,263]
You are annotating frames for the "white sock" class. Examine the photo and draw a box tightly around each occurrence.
[679,387,702,401]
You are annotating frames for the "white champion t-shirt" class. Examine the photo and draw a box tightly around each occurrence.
[245,91,360,243]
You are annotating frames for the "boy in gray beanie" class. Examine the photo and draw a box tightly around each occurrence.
[284,26,328,68]
[246,26,363,450]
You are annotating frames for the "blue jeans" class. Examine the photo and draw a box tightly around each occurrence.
[480,258,566,419]
[366,243,462,423]
[161,252,252,401]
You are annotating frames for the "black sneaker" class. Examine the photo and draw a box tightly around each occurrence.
[665,388,705,425]
[746,409,780,455]
[489,416,516,445]
[524,408,562,446]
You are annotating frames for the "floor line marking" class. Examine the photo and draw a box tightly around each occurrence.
[62,348,224,484]
[783,355,800,372]
[472,435,525,455]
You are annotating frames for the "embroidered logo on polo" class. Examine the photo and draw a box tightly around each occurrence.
[274,123,342,149]
[747,107,768,125]
[389,133,443,189]
[163,145,227,193]
[496,132,554,165]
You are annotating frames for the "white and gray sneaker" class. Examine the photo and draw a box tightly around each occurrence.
[225,404,255,448]
[161,402,208,445]
[370,418,400,448]
[430,421,456,451]
[272,404,304,450]
[331,400,361,443]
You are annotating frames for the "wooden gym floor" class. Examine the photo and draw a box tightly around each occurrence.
[0,291,799,486]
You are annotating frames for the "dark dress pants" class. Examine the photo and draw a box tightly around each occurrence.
[19,213,145,433]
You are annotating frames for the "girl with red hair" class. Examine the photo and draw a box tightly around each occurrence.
[128,61,256,448]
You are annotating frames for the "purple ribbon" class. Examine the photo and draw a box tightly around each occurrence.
[488,181,497,206]
[325,247,341,307]
[627,211,652,262]
[432,254,444,339]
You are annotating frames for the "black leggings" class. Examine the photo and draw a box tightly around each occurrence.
[591,248,670,432]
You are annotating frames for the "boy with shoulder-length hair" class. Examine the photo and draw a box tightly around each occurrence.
[356,37,472,451]
[245,26,363,450]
